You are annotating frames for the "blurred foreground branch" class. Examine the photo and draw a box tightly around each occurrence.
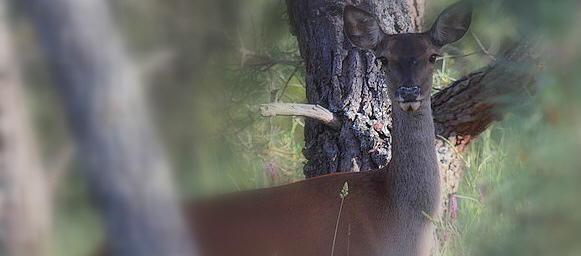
[25,0,198,255]
[0,1,51,255]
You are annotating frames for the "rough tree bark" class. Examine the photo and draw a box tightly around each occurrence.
[286,0,537,197]
[0,1,51,255]
[287,0,414,178]
[25,0,197,255]
[407,0,426,32]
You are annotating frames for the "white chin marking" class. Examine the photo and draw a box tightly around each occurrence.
[399,101,421,112]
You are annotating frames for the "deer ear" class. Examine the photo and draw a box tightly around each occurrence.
[344,6,385,50]
[428,0,472,47]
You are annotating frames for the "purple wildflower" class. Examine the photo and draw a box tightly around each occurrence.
[264,160,278,181]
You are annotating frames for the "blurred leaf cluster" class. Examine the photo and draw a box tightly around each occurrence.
[105,0,309,195]
[430,0,581,255]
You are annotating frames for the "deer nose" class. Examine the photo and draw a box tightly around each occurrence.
[396,86,421,102]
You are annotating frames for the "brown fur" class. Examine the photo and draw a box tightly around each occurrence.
[189,171,392,256]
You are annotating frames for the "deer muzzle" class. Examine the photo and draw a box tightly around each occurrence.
[396,86,422,111]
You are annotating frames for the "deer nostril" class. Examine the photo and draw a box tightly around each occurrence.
[411,86,420,95]
[396,86,421,102]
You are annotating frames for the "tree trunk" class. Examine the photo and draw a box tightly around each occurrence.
[25,0,197,255]
[286,0,414,178]
[0,1,51,255]
[407,0,426,32]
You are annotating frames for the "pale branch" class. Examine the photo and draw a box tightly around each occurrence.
[260,103,341,130]
[436,50,485,61]
[471,33,497,61]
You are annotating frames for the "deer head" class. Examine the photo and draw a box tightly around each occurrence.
[344,1,472,112]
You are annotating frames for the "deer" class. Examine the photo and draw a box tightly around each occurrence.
[95,1,472,255]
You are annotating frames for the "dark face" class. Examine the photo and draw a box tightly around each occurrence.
[343,1,472,112]
[375,34,440,112]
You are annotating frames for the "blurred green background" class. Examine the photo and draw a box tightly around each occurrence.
[8,0,581,255]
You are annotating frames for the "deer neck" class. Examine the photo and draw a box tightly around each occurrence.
[388,102,439,214]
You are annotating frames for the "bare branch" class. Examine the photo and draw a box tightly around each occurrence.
[471,33,497,61]
[436,50,484,61]
[277,65,300,102]
[260,103,341,130]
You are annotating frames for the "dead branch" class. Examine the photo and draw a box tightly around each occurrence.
[260,103,341,130]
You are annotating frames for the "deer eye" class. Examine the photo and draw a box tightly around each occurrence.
[429,54,439,63]
[377,57,388,66]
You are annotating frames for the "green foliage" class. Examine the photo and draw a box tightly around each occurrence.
[432,58,461,92]
[53,171,102,256]
[175,0,307,196]
[432,1,581,255]
[340,181,349,199]
[443,82,581,255]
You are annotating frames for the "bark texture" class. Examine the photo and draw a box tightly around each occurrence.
[407,0,426,32]
[26,0,197,255]
[287,0,414,178]
[0,1,51,255]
